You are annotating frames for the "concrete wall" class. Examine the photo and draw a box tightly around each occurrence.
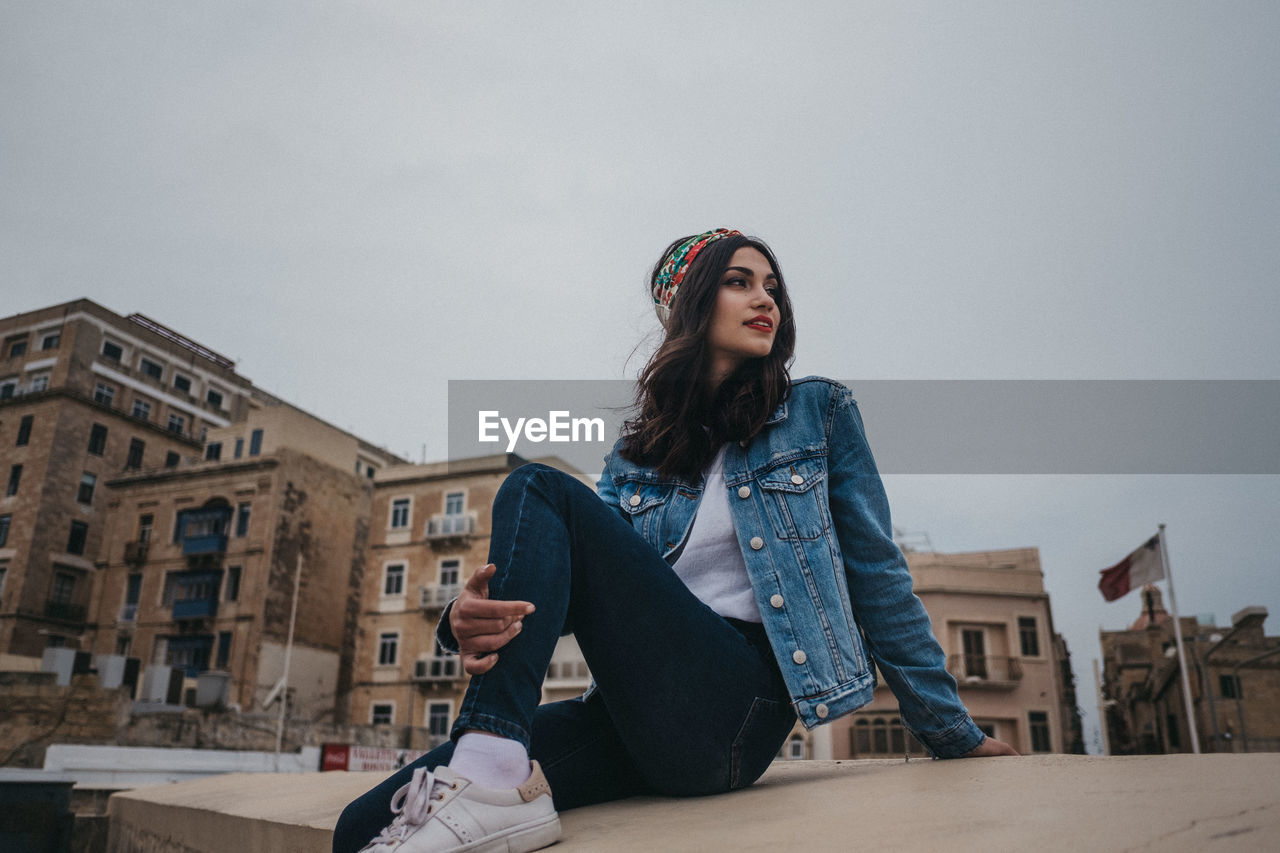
[0,672,131,767]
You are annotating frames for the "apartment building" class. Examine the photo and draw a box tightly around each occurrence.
[351,455,593,744]
[1101,587,1280,754]
[0,301,253,655]
[806,547,1081,759]
[86,402,403,720]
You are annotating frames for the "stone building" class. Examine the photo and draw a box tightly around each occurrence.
[804,547,1082,759]
[0,301,254,656]
[84,401,403,720]
[1100,587,1280,754]
[350,455,592,743]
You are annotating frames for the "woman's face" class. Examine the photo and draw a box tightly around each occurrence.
[705,246,780,384]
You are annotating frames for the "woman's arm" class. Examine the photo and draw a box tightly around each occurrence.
[824,385,994,758]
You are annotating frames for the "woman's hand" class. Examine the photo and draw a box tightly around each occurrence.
[963,736,1019,758]
[449,563,535,676]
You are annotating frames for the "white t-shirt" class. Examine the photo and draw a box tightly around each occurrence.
[671,445,762,622]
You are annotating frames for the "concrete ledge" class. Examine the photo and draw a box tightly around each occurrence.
[107,754,1280,852]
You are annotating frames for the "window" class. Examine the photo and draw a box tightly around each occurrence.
[28,374,48,392]
[384,564,406,597]
[115,634,131,656]
[137,514,153,543]
[41,332,60,350]
[377,632,399,666]
[1029,711,1051,753]
[205,442,222,461]
[1220,674,1242,699]
[16,415,32,446]
[249,428,263,456]
[390,498,410,529]
[102,341,123,361]
[234,437,243,459]
[371,703,394,725]
[224,565,241,601]
[88,423,108,455]
[852,716,927,757]
[67,521,88,555]
[132,399,151,421]
[0,514,10,547]
[427,702,451,739]
[173,374,192,394]
[8,339,27,358]
[1018,616,1040,657]
[6,464,21,497]
[93,383,114,406]
[164,451,180,467]
[216,631,232,668]
[77,472,97,504]
[1165,714,1181,749]
[0,380,15,400]
[51,571,76,604]
[235,502,251,537]
[166,635,213,677]
[206,388,223,409]
[167,413,186,435]
[0,564,6,599]
[787,735,805,760]
[445,492,465,516]
[139,358,163,381]
[439,559,461,587]
[126,438,145,469]
[122,573,141,621]
[961,628,988,679]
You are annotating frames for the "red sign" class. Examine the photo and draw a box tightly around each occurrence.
[321,744,428,772]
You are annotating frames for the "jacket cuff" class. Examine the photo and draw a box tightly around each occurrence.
[435,598,461,655]
[910,714,986,759]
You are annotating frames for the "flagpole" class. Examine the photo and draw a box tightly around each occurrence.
[1159,524,1201,754]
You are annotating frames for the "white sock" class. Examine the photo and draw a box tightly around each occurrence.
[447,732,531,790]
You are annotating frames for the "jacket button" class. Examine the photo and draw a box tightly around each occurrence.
[815,703,829,719]
[737,485,751,499]
[791,473,803,485]
[749,536,764,550]
[628,494,641,507]
[792,650,807,665]
[769,594,784,609]
[739,440,749,448]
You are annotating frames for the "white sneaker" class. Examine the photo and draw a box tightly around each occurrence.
[358,761,561,853]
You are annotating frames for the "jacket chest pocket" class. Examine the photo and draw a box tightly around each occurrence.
[757,460,829,541]
[618,481,674,541]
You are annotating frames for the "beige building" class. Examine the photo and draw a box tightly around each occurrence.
[0,301,253,656]
[85,401,403,719]
[350,455,593,744]
[805,547,1081,760]
[1101,587,1280,754]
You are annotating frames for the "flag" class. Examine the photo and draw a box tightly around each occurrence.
[1098,533,1165,601]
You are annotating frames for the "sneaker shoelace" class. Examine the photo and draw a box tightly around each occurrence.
[368,767,449,847]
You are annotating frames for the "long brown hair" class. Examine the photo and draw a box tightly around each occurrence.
[620,233,795,482]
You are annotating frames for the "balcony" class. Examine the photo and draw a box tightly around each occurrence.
[182,533,227,556]
[173,597,218,621]
[412,656,461,682]
[44,601,86,623]
[419,584,460,612]
[425,514,476,547]
[946,654,1023,689]
[124,540,149,565]
[120,603,138,622]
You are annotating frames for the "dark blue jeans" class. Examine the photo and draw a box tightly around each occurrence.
[333,464,797,853]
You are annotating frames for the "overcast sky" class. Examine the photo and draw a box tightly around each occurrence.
[4,2,1278,754]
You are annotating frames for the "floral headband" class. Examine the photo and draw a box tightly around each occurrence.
[652,228,742,327]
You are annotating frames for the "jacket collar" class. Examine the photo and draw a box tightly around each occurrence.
[766,399,788,425]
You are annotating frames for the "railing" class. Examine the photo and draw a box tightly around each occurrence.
[946,654,1023,687]
[124,540,149,565]
[182,533,227,556]
[119,603,138,622]
[426,515,475,539]
[173,598,218,620]
[420,585,460,611]
[413,657,461,682]
[44,601,86,622]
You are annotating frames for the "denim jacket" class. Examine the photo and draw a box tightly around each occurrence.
[596,377,984,758]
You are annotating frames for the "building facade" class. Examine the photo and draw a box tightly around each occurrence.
[1100,587,1280,754]
[1,301,253,655]
[350,455,593,744]
[810,547,1081,759]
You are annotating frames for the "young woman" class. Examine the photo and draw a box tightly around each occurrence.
[334,229,1016,853]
